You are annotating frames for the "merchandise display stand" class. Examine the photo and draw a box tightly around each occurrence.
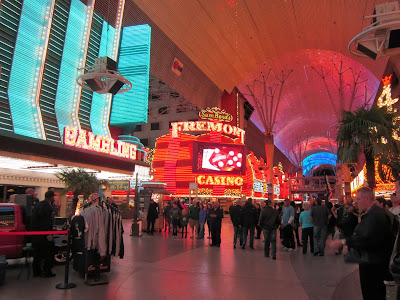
[84,250,109,286]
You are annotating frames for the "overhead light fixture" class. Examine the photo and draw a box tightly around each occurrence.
[348,1,400,60]
[76,56,132,95]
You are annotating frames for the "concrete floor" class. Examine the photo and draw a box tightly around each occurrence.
[1,219,364,300]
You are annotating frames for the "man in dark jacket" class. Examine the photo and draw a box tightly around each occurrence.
[32,190,56,277]
[333,187,398,300]
[310,198,331,256]
[229,199,243,248]
[209,201,224,247]
[259,200,280,259]
[241,198,258,249]
[147,199,159,235]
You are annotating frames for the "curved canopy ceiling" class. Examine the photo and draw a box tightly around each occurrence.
[130,0,391,169]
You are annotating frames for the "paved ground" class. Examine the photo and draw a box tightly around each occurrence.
[1,219,364,300]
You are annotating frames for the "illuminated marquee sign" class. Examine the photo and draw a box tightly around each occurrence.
[378,75,398,112]
[350,169,365,192]
[377,75,400,141]
[196,175,244,186]
[171,121,245,143]
[199,107,233,123]
[64,126,137,160]
[253,179,264,193]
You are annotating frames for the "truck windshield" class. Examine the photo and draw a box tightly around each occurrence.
[0,207,15,227]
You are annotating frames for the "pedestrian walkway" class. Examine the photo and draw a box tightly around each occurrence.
[2,219,363,300]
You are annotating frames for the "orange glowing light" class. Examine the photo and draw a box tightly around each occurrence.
[381,75,393,87]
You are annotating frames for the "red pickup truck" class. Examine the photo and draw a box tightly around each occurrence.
[0,203,68,261]
[0,204,26,259]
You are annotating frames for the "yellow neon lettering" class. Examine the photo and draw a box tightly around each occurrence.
[101,137,111,153]
[130,145,137,160]
[64,126,77,146]
[205,176,214,185]
[209,122,222,132]
[223,124,233,135]
[235,177,244,186]
[197,175,205,185]
[88,132,101,151]
[196,121,207,131]
[226,177,235,186]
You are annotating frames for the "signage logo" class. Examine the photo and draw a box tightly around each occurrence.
[196,175,244,186]
[199,107,233,123]
[64,126,137,160]
[171,121,245,143]
[171,58,183,76]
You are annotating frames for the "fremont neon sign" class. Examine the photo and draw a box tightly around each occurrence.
[197,175,244,186]
[64,126,137,160]
[171,121,245,143]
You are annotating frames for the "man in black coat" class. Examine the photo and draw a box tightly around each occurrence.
[241,198,258,249]
[229,200,243,248]
[32,190,56,277]
[209,201,224,247]
[147,199,159,235]
[259,200,280,259]
[333,187,398,300]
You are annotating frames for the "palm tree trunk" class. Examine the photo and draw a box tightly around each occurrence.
[364,151,376,189]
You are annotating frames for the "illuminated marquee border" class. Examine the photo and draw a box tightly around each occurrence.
[171,121,245,143]
[63,126,137,160]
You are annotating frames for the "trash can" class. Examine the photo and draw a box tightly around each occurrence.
[0,255,8,285]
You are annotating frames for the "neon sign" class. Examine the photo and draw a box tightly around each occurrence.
[378,75,398,113]
[171,121,245,143]
[350,169,365,192]
[196,175,244,186]
[64,126,137,160]
[377,74,400,141]
[199,107,233,123]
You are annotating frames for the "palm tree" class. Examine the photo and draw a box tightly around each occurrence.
[56,168,104,200]
[337,105,396,189]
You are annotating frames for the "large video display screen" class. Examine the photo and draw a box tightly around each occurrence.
[193,141,246,175]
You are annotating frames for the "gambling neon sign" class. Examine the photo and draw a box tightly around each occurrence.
[64,126,137,160]
[196,175,244,186]
[171,121,245,143]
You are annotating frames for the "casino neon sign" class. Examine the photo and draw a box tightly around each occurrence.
[64,126,137,160]
[196,175,244,186]
[171,121,245,143]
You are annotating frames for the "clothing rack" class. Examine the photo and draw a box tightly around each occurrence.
[70,201,124,286]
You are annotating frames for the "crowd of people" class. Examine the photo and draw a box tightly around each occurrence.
[159,200,224,247]
[155,184,400,300]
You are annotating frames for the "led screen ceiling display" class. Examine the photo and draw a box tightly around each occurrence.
[193,142,246,175]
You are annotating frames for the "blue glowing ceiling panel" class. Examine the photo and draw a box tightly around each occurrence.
[8,0,51,139]
[109,24,151,127]
[302,152,337,177]
[55,0,88,139]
